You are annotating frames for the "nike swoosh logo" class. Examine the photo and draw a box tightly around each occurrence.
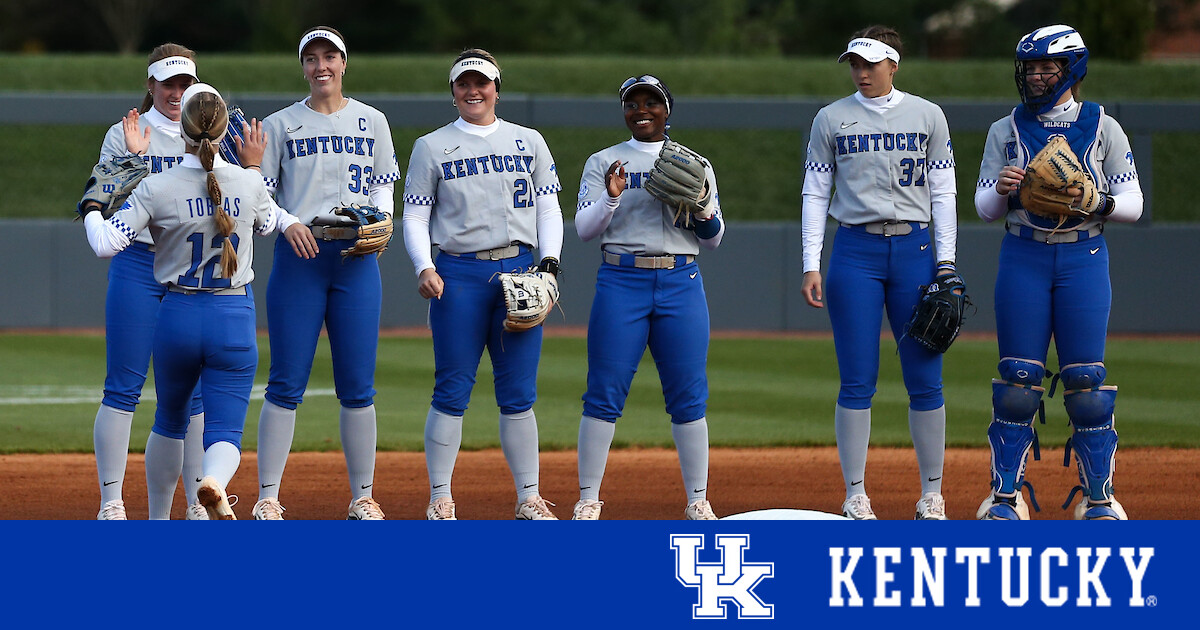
[433,484,447,489]
[689,272,697,279]
[444,146,460,155]
[195,477,204,483]
[523,483,538,489]
[920,244,929,251]
[579,486,591,491]
[286,125,303,133]
[1090,247,1100,255]
[261,483,275,489]
[361,484,372,490]
[692,488,706,494]
[850,480,863,486]
[928,476,942,482]
[840,122,858,129]
[103,480,119,486]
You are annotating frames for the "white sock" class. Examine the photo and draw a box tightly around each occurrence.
[340,405,378,499]
[256,401,296,500]
[909,406,947,494]
[577,415,616,502]
[672,417,710,503]
[145,432,184,520]
[203,440,241,490]
[181,412,205,504]
[835,404,871,497]
[93,404,133,504]
[424,407,462,500]
[499,409,540,501]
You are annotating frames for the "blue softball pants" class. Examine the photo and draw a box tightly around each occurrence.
[429,248,542,416]
[825,224,943,411]
[263,237,380,410]
[151,289,256,449]
[582,256,709,424]
[103,242,203,415]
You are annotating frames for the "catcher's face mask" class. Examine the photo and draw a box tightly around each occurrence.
[1014,25,1088,115]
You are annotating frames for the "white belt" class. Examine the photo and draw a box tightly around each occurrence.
[309,225,358,241]
[842,220,928,236]
[603,251,695,269]
[442,244,523,260]
[1006,222,1103,244]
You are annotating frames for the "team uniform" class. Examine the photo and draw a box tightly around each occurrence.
[574,136,724,520]
[975,25,1144,521]
[803,85,958,519]
[402,116,564,519]
[254,97,399,518]
[92,103,208,520]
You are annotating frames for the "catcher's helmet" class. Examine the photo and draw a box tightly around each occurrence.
[1014,25,1088,115]
[620,75,673,118]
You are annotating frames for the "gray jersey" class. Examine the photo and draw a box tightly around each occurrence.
[261,98,400,224]
[403,119,561,253]
[111,164,273,289]
[577,140,721,255]
[805,92,955,224]
[977,106,1138,231]
[98,115,185,245]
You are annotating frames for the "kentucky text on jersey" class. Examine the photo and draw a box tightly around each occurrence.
[141,155,184,173]
[836,132,929,155]
[440,154,535,180]
[284,136,375,159]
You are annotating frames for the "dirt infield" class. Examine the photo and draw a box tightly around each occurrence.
[1,446,1195,520]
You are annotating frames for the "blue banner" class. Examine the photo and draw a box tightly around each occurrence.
[1,521,1181,627]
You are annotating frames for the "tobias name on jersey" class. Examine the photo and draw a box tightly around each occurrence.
[284,136,375,160]
[184,195,245,218]
[836,132,928,155]
[441,154,534,181]
[141,155,183,173]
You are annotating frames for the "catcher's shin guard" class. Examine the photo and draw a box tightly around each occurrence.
[1060,379,1122,519]
[987,363,1045,494]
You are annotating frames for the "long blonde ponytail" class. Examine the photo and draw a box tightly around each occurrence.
[181,90,237,280]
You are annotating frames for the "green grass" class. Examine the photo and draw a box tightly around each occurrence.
[2,333,1197,454]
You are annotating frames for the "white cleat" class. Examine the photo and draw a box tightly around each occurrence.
[515,494,558,520]
[685,499,718,520]
[196,476,237,520]
[347,496,385,520]
[841,494,878,520]
[1074,496,1128,520]
[977,492,1030,520]
[915,492,948,520]
[185,502,210,520]
[252,497,286,520]
[572,499,603,520]
[97,499,127,520]
[426,497,457,520]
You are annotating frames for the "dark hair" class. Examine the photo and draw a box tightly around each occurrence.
[181,93,237,280]
[141,43,197,113]
[452,48,501,91]
[851,25,904,59]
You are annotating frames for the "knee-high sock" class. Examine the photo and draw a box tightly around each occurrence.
[181,412,205,504]
[256,402,296,500]
[672,417,710,504]
[499,409,541,502]
[340,405,378,500]
[94,404,133,504]
[145,431,184,520]
[424,407,462,500]
[203,440,241,490]
[835,404,871,497]
[909,406,947,495]
[577,415,616,502]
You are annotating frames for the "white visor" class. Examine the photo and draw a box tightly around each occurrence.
[298,29,348,61]
[449,58,501,83]
[180,83,226,147]
[838,38,900,64]
[147,56,198,81]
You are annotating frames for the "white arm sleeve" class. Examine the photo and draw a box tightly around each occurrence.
[368,180,396,217]
[974,184,1009,223]
[801,169,834,273]
[928,167,958,263]
[84,211,132,258]
[1106,179,1144,223]
[576,193,618,242]
[535,193,564,261]
[402,201,435,276]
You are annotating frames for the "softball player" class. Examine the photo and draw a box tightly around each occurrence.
[572,75,724,521]
[251,27,399,520]
[88,43,210,520]
[801,26,959,520]
[83,84,311,520]
[975,25,1143,521]
[402,49,564,520]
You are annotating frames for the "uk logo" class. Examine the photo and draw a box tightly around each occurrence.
[670,534,775,620]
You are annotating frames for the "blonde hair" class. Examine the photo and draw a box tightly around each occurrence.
[850,25,904,60]
[141,43,197,113]
[181,93,237,280]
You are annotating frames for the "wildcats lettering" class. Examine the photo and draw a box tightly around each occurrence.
[285,136,375,159]
[441,154,535,181]
[836,132,928,155]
